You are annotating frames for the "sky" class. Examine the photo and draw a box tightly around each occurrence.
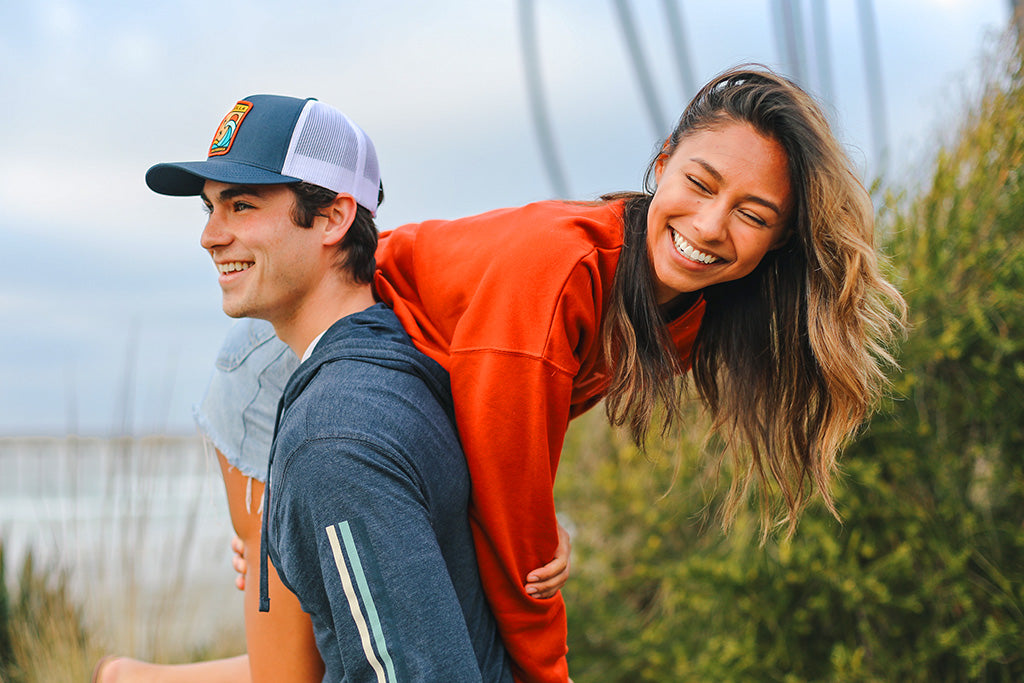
[0,0,1012,436]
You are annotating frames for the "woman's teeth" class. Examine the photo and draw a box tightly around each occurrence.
[672,231,720,265]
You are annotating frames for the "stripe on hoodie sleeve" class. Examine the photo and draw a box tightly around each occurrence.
[325,522,397,682]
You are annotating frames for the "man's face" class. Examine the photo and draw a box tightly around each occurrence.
[199,181,322,324]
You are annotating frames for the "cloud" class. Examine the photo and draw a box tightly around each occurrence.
[40,0,81,39]
[0,154,201,242]
[106,29,159,75]
[0,0,1012,434]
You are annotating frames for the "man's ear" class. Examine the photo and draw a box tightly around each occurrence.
[321,193,358,246]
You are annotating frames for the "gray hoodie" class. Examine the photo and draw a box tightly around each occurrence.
[259,303,510,682]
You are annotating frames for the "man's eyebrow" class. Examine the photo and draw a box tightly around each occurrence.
[217,185,266,201]
[692,157,784,216]
[199,185,267,204]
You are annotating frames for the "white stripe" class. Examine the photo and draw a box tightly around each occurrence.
[326,524,388,683]
[338,524,397,681]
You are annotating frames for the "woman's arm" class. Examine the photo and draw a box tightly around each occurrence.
[450,349,578,683]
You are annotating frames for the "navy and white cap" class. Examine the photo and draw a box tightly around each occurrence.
[146,95,382,216]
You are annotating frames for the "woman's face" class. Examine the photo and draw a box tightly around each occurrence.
[646,121,793,305]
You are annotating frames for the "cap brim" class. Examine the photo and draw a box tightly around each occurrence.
[145,159,302,196]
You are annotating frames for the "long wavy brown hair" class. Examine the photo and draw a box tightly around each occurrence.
[602,65,907,535]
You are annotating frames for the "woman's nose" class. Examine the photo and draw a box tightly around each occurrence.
[691,199,728,243]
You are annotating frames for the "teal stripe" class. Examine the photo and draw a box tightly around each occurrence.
[339,521,397,682]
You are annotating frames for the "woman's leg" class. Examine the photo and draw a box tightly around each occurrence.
[95,451,323,683]
[217,450,324,683]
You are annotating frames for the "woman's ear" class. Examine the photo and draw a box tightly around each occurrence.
[321,193,358,246]
[654,139,673,185]
[653,153,669,185]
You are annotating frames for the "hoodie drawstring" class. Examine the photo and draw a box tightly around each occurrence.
[258,395,286,613]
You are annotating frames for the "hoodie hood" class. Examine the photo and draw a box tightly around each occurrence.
[259,302,455,612]
[283,303,456,427]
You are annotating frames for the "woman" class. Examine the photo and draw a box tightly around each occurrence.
[98,65,904,682]
[371,65,903,680]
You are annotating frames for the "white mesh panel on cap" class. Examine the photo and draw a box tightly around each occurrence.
[281,100,381,215]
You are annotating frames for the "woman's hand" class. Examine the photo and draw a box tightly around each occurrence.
[524,522,571,599]
[232,535,247,591]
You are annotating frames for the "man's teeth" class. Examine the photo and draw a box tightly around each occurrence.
[671,231,720,265]
[218,261,252,274]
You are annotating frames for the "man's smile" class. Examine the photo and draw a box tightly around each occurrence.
[217,261,254,275]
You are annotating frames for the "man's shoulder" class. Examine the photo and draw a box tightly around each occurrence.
[269,380,384,480]
[283,351,448,439]
[269,357,457,493]
[271,302,456,460]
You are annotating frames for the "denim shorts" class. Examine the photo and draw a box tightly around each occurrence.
[194,318,298,481]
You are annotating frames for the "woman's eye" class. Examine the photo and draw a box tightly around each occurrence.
[740,210,768,227]
[687,175,710,193]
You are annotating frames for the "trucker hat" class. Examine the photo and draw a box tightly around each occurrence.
[146,95,382,216]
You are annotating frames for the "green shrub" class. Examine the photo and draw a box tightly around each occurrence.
[559,33,1024,683]
[0,543,14,681]
[0,549,98,683]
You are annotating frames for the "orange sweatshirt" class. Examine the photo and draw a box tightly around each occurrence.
[374,199,704,682]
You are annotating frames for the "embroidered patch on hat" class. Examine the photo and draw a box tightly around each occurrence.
[209,100,253,157]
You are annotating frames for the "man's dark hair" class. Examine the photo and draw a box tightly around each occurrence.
[289,180,384,284]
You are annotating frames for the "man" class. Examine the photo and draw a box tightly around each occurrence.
[146,95,511,681]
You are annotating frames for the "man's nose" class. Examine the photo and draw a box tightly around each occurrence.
[200,211,228,251]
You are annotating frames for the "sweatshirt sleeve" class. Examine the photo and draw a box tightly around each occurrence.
[375,202,629,682]
[450,351,573,682]
[446,259,603,683]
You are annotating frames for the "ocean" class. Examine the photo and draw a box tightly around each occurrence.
[0,434,244,653]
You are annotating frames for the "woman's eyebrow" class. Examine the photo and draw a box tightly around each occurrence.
[691,157,724,184]
[692,157,783,216]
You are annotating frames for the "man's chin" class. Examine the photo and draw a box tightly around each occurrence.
[222,303,273,326]
[221,300,250,319]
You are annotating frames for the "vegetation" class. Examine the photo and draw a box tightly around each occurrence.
[0,436,246,682]
[0,548,98,683]
[0,543,244,682]
[559,31,1024,683]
